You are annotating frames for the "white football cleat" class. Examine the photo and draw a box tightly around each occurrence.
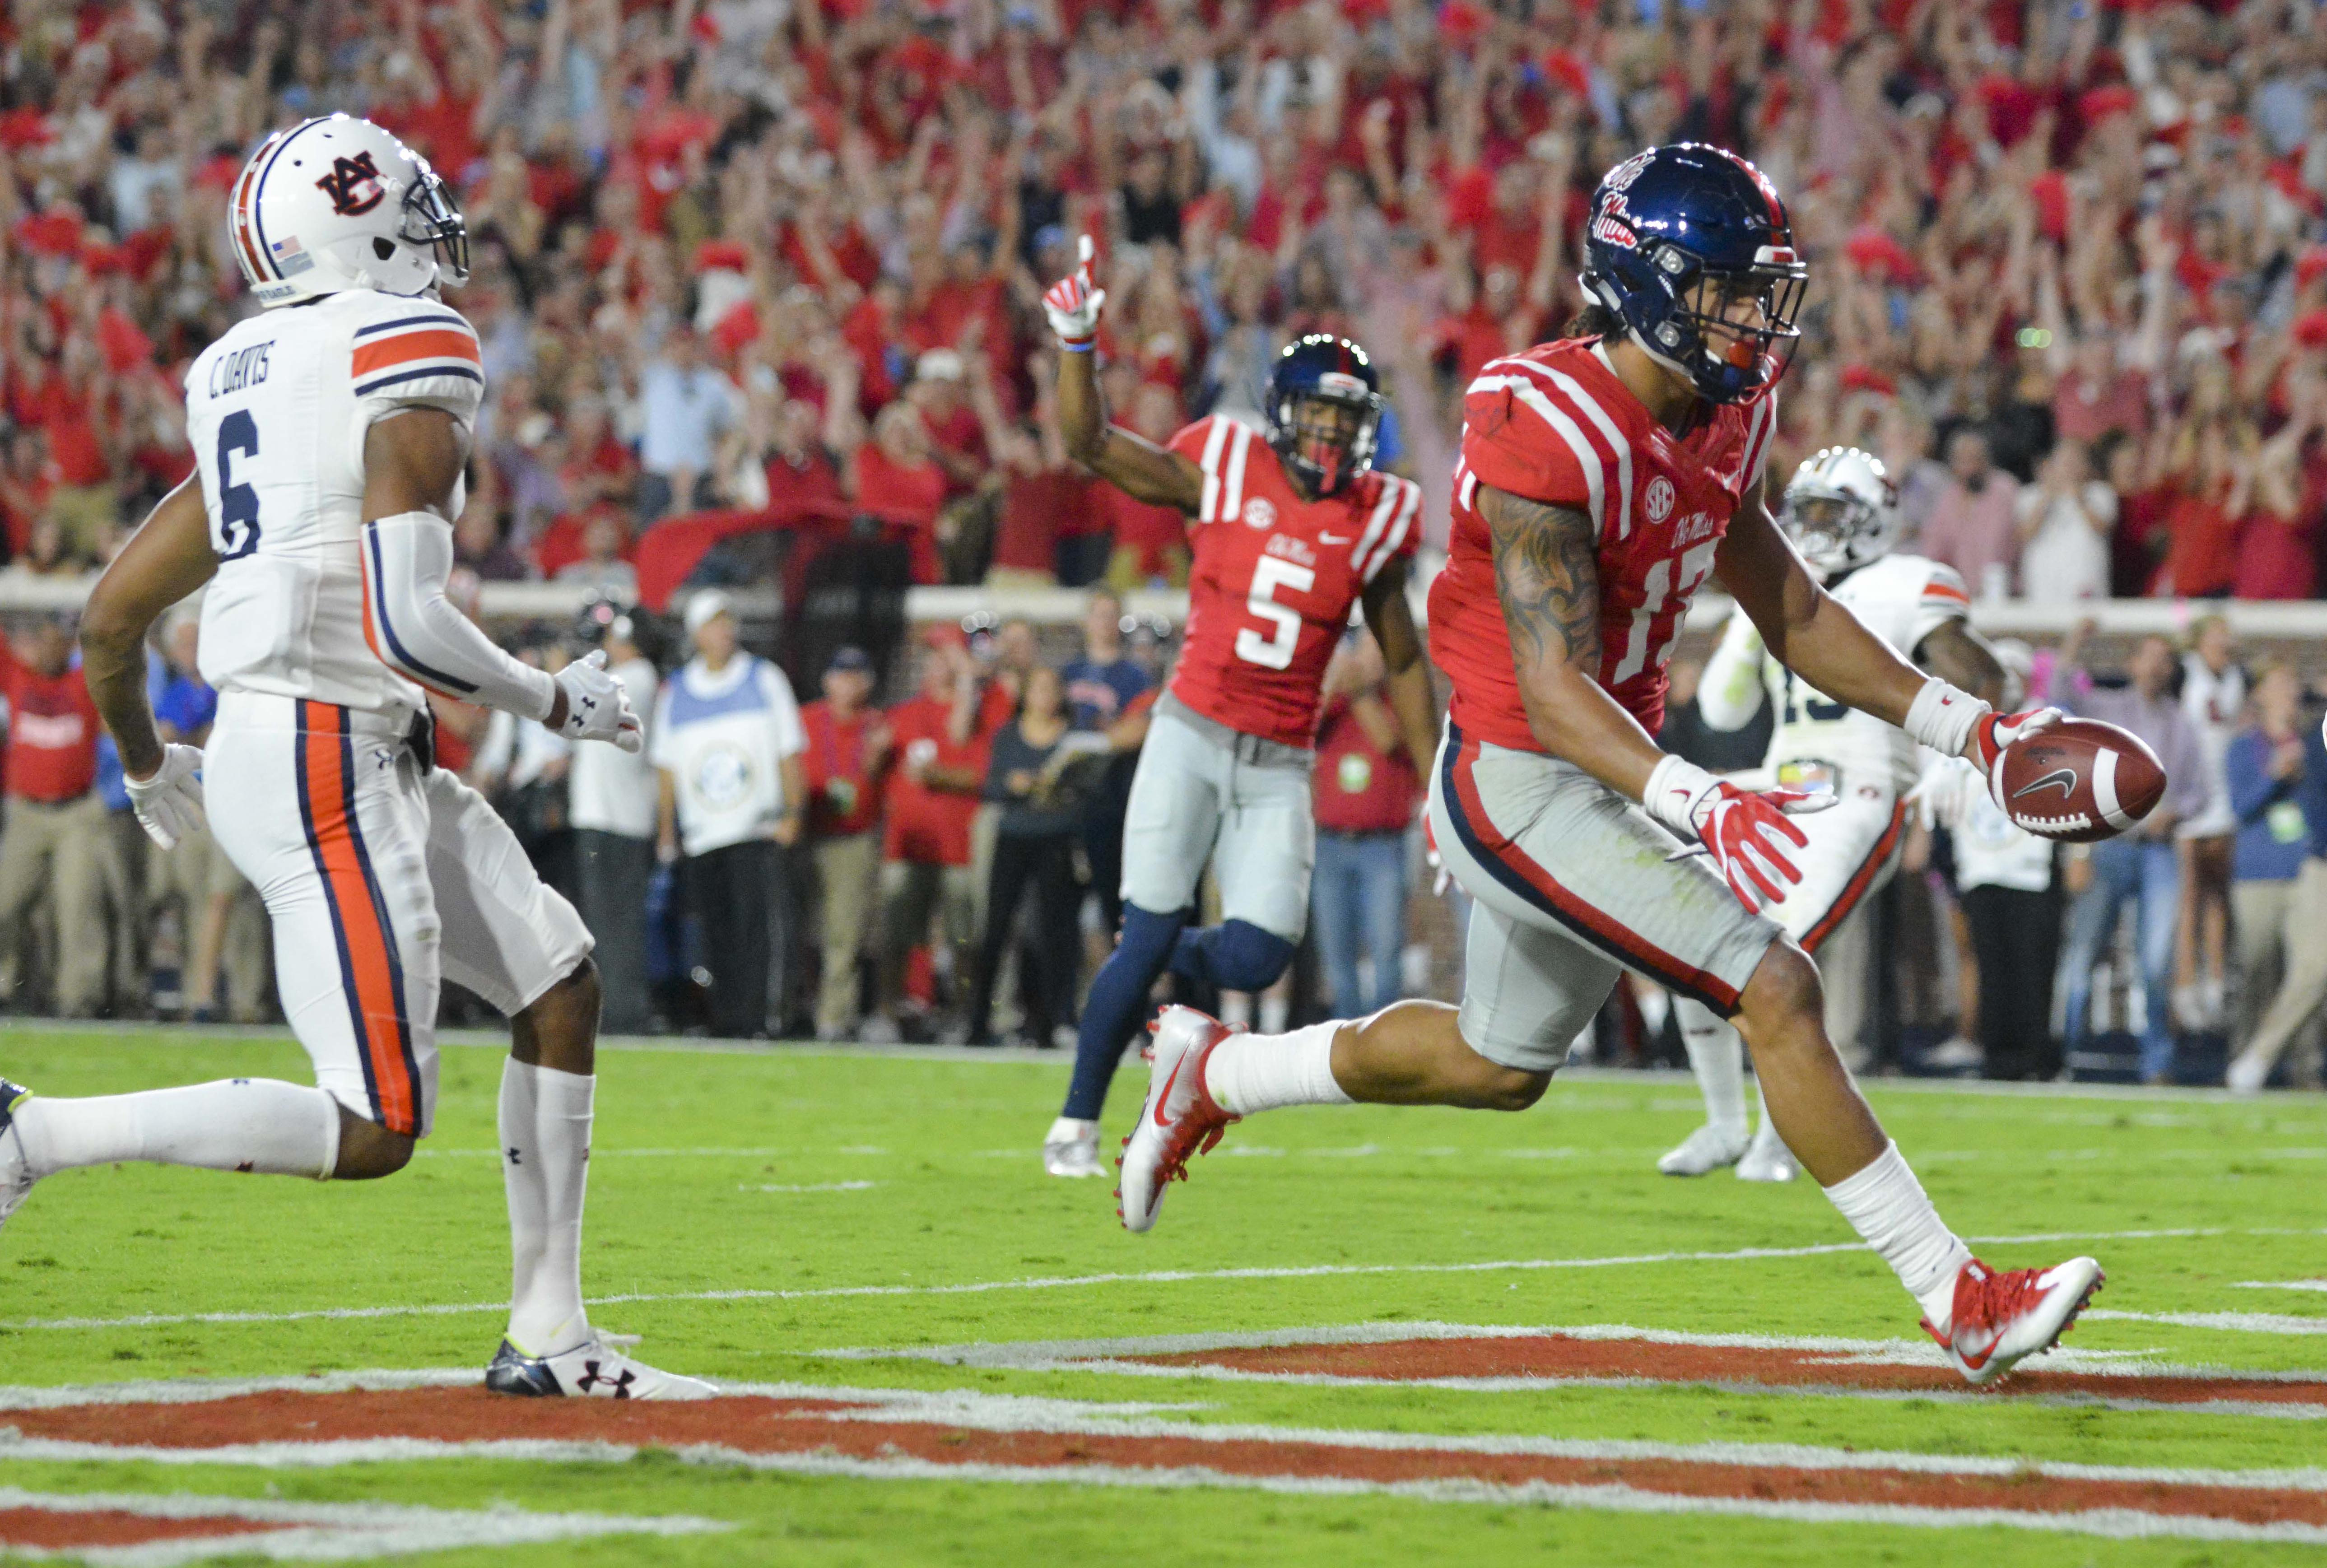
[1116,1006,1238,1233]
[1734,1119,1798,1183]
[1043,1117,1103,1178]
[0,1079,35,1231]
[1923,1256,2104,1386]
[1657,1122,1748,1177]
[485,1331,716,1400]
[2225,1051,2270,1096]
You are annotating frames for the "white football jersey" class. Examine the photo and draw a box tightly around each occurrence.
[1759,554,1971,796]
[184,289,485,716]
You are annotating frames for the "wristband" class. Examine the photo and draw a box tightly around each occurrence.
[1058,340,1095,353]
[1902,677,1990,759]
[1642,754,1715,837]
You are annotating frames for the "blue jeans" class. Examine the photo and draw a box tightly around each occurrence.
[2061,837,2180,1081]
[1311,830,1410,1018]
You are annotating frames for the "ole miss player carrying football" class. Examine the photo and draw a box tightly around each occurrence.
[1116,145,2102,1385]
[1038,237,1438,1181]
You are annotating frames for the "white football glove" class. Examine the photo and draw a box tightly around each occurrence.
[553,650,644,754]
[1041,234,1106,348]
[126,743,207,850]
[1908,755,1985,832]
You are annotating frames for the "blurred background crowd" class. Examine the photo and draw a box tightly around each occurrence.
[1,0,2326,593]
[0,0,2325,1085]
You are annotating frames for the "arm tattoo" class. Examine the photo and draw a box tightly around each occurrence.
[1481,486,1601,671]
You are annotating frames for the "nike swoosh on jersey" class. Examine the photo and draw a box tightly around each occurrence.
[2011,768,2079,801]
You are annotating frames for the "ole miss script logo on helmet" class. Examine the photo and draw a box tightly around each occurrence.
[315,151,386,217]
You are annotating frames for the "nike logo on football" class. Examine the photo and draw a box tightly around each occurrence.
[2011,768,2078,801]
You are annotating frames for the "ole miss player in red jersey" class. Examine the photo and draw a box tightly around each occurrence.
[1115,147,2103,1386]
[1038,237,1438,1181]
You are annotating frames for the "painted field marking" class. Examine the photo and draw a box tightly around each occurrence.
[0,1484,725,1566]
[0,1224,2257,1335]
[2086,1310,2327,1336]
[2239,1281,2327,1294]
[743,1181,880,1194]
[10,1376,2327,1543]
[824,1321,2327,1418]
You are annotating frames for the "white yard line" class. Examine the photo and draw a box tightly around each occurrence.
[818,1319,2278,1381]
[24,1015,2327,1109]
[0,1225,2247,1335]
[0,1485,726,1567]
[2085,1309,2327,1336]
[742,1181,880,1194]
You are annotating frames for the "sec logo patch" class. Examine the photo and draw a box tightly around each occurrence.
[1243,497,1277,530]
[1644,477,1676,526]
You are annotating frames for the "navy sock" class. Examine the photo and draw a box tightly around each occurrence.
[1168,919,1298,995]
[1061,905,1186,1121]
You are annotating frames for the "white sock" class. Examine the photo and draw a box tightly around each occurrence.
[498,1059,547,1345]
[11,1080,338,1179]
[507,1062,594,1357]
[1676,1000,1748,1136]
[1045,1115,1094,1144]
[1257,992,1290,1033]
[1821,1140,1973,1331]
[1203,1022,1354,1116]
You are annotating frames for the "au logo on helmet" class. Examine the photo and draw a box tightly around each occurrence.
[315,151,386,217]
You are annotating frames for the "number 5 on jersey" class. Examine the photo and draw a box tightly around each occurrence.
[1237,556,1314,670]
[214,410,263,561]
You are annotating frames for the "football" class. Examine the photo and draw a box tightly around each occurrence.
[1993,718,2167,843]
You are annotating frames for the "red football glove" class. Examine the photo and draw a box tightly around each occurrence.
[1965,706,2064,772]
[1041,234,1106,348]
[1643,757,1831,914]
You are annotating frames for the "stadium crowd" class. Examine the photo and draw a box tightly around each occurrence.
[0,0,2324,1082]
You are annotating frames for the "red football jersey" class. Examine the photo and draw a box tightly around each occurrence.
[1428,339,1778,749]
[1164,416,1424,749]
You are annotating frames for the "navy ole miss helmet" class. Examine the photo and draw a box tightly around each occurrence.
[1580,143,1807,406]
[1263,334,1384,498]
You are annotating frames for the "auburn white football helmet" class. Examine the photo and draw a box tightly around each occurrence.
[1779,446,1901,579]
[229,115,470,308]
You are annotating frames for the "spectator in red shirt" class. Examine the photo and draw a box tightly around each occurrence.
[801,647,892,1041]
[2156,417,2253,599]
[1102,384,1191,590]
[1308,632,1423,1019]
[0,616,110,1014]
[41,336,121,563]
[0,428,57,561]
[868,638,988,1041]
[2233,400,2318,600]
[849,402,949,585]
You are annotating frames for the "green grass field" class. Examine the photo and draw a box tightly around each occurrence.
[5,1022,2327,1565]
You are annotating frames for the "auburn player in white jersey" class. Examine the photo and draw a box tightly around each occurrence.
[1661,447,2004,1183]
[1113,144,2103,1385]
[0,116,708,1400]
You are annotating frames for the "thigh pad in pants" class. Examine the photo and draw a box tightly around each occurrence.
[1761,787,1907,953]
[1118,709,1314,939]
[207,698,441,1137]
[424,766,595,1017]
[1427,724,1782,1074]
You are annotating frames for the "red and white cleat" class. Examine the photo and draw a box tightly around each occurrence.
[1924,1256,2104,1385]
[1115,1006,1239,1233]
